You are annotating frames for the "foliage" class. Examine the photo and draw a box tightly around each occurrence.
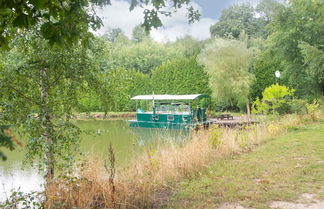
[0,31,106,178]
[166,36,205,58]
[0,0,200,48]
[107,69,152,111]
[298,42,324,96]
[132,25,151,42]
[208,125,222,149]
[252,84,295,115]
[0,189,43,209]
[306,99,320,121]
[198,38,255,110]
[86,68,152,112]
[107,39,182,74]
[266,0,324,98]
[102,28,125,42]
[130,0,200,32]
[210,3,267,39]
[250,49,283,100]
[256,0,283,23]
[77,89,104,113]
[290,99,307,115]
[151,57,211,95]
[0,0,110,48]
[0,126,14,161]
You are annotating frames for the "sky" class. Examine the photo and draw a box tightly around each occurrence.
[96,0,261,42]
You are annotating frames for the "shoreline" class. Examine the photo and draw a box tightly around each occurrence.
[76,111,245,120]
[76,112,136,120]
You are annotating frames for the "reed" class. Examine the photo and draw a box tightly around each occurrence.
[45,114,317,209]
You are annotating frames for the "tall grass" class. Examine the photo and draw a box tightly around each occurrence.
[45,114,317,209]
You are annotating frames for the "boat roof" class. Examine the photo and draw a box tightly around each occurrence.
[131,94,206,101]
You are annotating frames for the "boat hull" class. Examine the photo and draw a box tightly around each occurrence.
[128,120,209,130]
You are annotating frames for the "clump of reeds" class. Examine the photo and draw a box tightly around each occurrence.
[45,114,313,209]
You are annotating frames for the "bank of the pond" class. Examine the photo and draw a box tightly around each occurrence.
[44,113,320,209]
[76,112,136,120]
[76,111,245,120]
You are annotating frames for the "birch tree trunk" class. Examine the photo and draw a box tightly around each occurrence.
[40,68,54,182]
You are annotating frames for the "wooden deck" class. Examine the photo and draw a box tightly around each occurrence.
[208,116,258,127]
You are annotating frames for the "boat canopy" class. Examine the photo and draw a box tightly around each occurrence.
[131,94,206,101]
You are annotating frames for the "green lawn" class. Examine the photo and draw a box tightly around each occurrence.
[167,122,324,209]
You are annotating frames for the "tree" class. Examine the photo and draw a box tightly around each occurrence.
[103,28,125,42]
[151,57,211,95]
[0,0,201,164]
[107,39,182,74]
[250,49,283,101]
[166,36,205,58]
[78,68,152,112]
[256,0,283,23]
[0,0,200,48]
[0,0,110,48]
[100,68,152,112]
[0,31,107,181]
[197,38,255,112]
[132,25,150,42]
[266,0,324,98]
[210,3,267,39]
[299,42,324,95]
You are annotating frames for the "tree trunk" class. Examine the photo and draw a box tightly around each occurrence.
[40,68,54,182]
[246,101,251,122]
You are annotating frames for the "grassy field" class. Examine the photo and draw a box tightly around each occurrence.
[167,122,324,209]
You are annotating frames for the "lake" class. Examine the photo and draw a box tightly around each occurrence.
[0,119,189,201]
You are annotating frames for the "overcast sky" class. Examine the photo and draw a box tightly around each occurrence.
[96,0,260,42]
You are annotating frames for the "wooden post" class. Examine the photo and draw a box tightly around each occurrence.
[246,101,251,122]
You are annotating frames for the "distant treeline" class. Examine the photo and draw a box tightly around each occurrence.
[78,0,323,113]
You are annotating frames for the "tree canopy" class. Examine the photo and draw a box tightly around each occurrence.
[210,3,267,39]
[198,38,255,109]
[0,0,199,48]
[151,57,211,95]
[265,0,324,98]
[0,31,107,177]
[106,38,182,74]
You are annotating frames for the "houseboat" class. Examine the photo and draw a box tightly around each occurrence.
[128,94,210,129]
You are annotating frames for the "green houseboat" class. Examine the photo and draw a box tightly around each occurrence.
[128,94,210,129]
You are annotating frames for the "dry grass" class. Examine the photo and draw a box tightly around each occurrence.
[45,114,315,209]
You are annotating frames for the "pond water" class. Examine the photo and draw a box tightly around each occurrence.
[0,119,189,201]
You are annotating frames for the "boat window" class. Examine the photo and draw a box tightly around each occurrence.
[167,115,174,121]
[183,116,188,122]
[151,115,159,121]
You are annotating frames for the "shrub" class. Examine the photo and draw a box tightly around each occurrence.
[208,125,222,149]
[252,84,295,115]
[306,99,320,121]
[290,99,307,115]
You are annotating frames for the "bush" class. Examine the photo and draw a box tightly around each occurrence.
[290,99,307,115]
[252,84,295,115]
[306,99,320,121]
[208,125,222,149]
